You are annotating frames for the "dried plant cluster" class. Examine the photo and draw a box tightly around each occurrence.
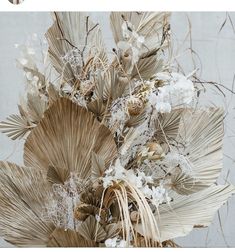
[0,12,234,247]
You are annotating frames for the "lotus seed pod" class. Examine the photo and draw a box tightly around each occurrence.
[127,97,144,116]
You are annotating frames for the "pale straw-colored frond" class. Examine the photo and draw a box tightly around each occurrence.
[47,228,97,247]
[26,94,48,123]
[131,55,164,80]
[24,98,117,182]
[134,184,235,242]
[77,215,107,242]
[0,161,54,247]
[108,181,160,247]
[125,110,146,128]
[110,12,170,52]
[154,109,183,144]
[0,114,33,140]
[173,108,224,194]
[45,12,107,85]
[91,152,106,182]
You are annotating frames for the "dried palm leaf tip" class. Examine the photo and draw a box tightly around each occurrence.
[0,11,234,248]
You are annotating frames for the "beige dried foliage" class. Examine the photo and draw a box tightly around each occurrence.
[24,98,117,182]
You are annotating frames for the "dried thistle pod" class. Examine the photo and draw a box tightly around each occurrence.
[127,96,144,116]
[80,80,95,96]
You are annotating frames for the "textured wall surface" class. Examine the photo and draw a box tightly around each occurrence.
[0,12,235,247]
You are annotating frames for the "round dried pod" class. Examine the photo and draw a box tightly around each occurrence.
[130,211,139,222]
[74,206,88,221]
[80,80,95,96]
[146,142,164,160]
[127,97,144,116]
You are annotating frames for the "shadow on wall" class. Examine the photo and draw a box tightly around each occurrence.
[8,0,24,4]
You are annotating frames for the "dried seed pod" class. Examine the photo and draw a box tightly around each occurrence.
[74,205,89,221]
[80,80,95,96]
[118,75,129,86]
[127,97,144,116]
[146,142,165,160]
[130,211,139,222]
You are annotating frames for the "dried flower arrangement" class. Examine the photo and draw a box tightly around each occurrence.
[0,12,234,247]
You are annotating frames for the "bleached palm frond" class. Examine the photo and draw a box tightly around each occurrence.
[26,94,48,123]
[135,184,235,242]
[125,110,147,128]
[0,161,54,247]
[154,109,183,144]
[91,152,105,181]
[47,228,97,247]
[110,12,170,52]
[77,215,107,242]
[45,12,107,85]
[24,98,117,182]
[131,56,163,80]
[0,114,33,140]
[172,108,224,194]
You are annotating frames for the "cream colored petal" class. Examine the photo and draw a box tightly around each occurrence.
[0,161,54,247]
[135,184,235,242]
[24,98,117,182]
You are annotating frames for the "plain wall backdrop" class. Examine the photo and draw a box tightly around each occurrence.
[0,12,235,247]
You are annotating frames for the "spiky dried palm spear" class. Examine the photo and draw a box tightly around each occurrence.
[0,12,234,247]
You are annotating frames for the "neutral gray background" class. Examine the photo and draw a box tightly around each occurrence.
[0,12,235,247]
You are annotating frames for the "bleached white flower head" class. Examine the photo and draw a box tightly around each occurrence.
[105,237,118,248]
[153,72,195,113]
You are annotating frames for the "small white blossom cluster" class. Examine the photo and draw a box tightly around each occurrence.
[149,72,195,113]
[120,122,155,167]
[116,21,146,73]
[159,151,193,174]
[109,98,129,135]
[105,237,129,248]
[44,174,83,231]
[61,48,83,78]
[102,159,170,207]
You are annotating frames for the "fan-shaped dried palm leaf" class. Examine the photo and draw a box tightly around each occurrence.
[154,109,183,144]
[125,110,147,128]
[172,108,224,194]
[0,114,32,140]
[45,12,107,85]
[24,98,117,182]
[77,215,107,242]
[26,94,48,123]
[91,152,105,181]
[131,55,163,80]
[110,12,170,80]
[0,161,54,247]
[135,184,235,242]
[47,228,97,247]
[110,12,170,52]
